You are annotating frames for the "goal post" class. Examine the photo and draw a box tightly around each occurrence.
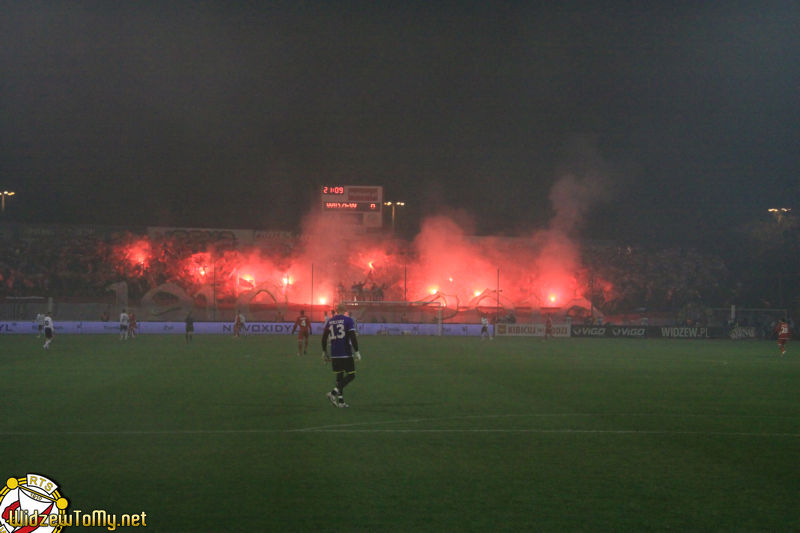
[710,307,788,339]
[338,300,444,336]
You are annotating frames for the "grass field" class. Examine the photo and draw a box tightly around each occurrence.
[2,333,799,532]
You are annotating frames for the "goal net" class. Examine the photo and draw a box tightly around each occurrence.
[338,300,444,335]
[710,307,788,339]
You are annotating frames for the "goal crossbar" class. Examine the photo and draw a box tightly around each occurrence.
[339,300,444,336]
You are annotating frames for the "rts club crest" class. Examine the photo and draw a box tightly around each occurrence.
[0,474,68,533]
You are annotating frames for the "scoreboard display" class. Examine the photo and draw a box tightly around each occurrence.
[320,185,383,228]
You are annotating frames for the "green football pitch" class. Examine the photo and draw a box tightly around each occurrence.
[2,334,799,531]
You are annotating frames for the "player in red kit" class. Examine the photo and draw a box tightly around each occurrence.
[129,311,137,339]
[292,309,312,356]
[774,319,791,356]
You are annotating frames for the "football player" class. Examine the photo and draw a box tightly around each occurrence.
[775,318,791,356]
[292,309,312,356]
[322,304,361,408]
[43,313,55,349]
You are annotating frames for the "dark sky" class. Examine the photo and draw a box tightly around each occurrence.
[2,1,798,243]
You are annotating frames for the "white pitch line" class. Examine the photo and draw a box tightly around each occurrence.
[2,413,798,438]
[292,412,800,432]
[0,427,797,438]
[305,429,800,437]
[290,417,433,432]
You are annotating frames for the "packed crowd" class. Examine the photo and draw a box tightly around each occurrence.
[0,226,788,325]
[0,230,119,298]
[0,227,248,301]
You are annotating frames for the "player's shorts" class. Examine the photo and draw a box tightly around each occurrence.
[778,337,788,346]
[297,330,309,339]
[331,356,355,374]
[44,327,53,339]
[186,325,194,332]
[120,325,128,332]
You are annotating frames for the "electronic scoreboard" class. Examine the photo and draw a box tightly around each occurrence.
[320,185,383,228]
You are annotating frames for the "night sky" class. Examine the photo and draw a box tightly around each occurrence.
[2,1,798,244]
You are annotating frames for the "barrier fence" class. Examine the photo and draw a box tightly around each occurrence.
[0,321,764,339]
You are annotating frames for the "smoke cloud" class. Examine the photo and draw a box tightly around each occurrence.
[115,161,611,318]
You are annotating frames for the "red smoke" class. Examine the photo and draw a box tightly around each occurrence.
[111,174,608,316]
[113,239,153,273]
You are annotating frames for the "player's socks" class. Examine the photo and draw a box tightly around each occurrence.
[326,391,338,406]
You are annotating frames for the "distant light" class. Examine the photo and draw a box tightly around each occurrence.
[448,277,454,283]
[549,294,557,303]
[430,288,438,295]
[768,207,792,223]
[368,261,374,270]
[318,297,327,305]
[474,290,482,297]
[0,191,15,213]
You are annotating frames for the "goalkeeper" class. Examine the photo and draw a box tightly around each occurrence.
[321,303,361,408]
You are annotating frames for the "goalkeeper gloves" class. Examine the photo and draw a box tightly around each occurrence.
[353,351,361,361]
